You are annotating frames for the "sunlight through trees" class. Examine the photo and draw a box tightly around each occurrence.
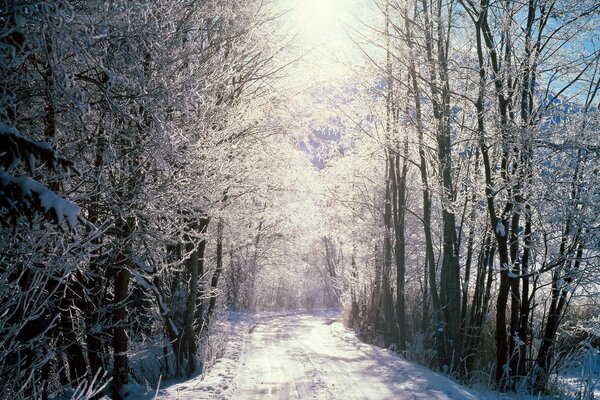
[1,0,600,399]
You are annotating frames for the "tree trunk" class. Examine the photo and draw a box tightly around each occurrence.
[381,3,397,348]
[516,206,532,380]
[464,230,495,374]
[206,219,224,331]
[350,251,359,326]
[112,254,130,398]
[391,151,408,352]
[382,163,396,347]
[183,233,199,377]
[405,11,446,366]
[420,0,462,370]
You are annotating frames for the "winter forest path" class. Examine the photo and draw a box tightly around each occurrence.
[153,311,483,399]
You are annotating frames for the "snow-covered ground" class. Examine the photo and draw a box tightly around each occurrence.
[132,310,558,399]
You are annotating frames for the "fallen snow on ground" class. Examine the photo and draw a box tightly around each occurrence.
[137,310,555,399]
[549,346,600,399]
[126,311,253,400]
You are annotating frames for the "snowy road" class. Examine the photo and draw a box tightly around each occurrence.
[232,312,478,400]
[152,310,487,400]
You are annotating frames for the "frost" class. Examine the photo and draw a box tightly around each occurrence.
[0,124,59,167]
[0,172,80,227]
[130,268,175,334]
[132,269,154,292]
[0,123,20,137]
[512,334,525,347]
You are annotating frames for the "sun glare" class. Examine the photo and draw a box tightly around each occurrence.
[281,0,363,83]
[293,0,344,44]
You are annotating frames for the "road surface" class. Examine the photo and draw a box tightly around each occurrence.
[153,311,483,399]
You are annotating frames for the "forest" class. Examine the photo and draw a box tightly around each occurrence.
[1,0,600,399]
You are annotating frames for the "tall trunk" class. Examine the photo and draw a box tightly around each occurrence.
[37,33,58,400]
[112,44,153,396]
[194,229,208,335]
[464,230,495,374]
[59,289,87,385]
[206,219,224,330]
[511,1,537,383]
[382,162,396,347]
[373,243,383,337]
[459,169,478,376]
[516,205,532,380]
[421,0,461,370]
[391,151,408,351]
[181,216,209,377]
[405,4,445,366]
[384,6,407,350]
[508,210,522,383]
[474,4,516,386]
[112,226,131,398]
[381,1,396,348]
[350,250,359,326]
[87,78,110,380]
[533,249,579,392]
[183,230,199,377]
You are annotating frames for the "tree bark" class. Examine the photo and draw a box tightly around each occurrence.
[206,219,224,331]
[112,253,130,398]
[382,163,396,347]
[390,151,408,352]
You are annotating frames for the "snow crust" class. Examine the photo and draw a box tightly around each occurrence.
[0,123,21,137]
[0,172,80,227]
[0,123,80,226]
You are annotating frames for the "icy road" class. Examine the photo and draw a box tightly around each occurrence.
[149,310,498,400]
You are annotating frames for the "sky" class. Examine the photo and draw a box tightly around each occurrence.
[280,0,377,85]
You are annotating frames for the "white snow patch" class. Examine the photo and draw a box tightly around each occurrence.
[126,312,254,400]
[0,123,21,137]
[496,221,506,237]
[0,172,80,226]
